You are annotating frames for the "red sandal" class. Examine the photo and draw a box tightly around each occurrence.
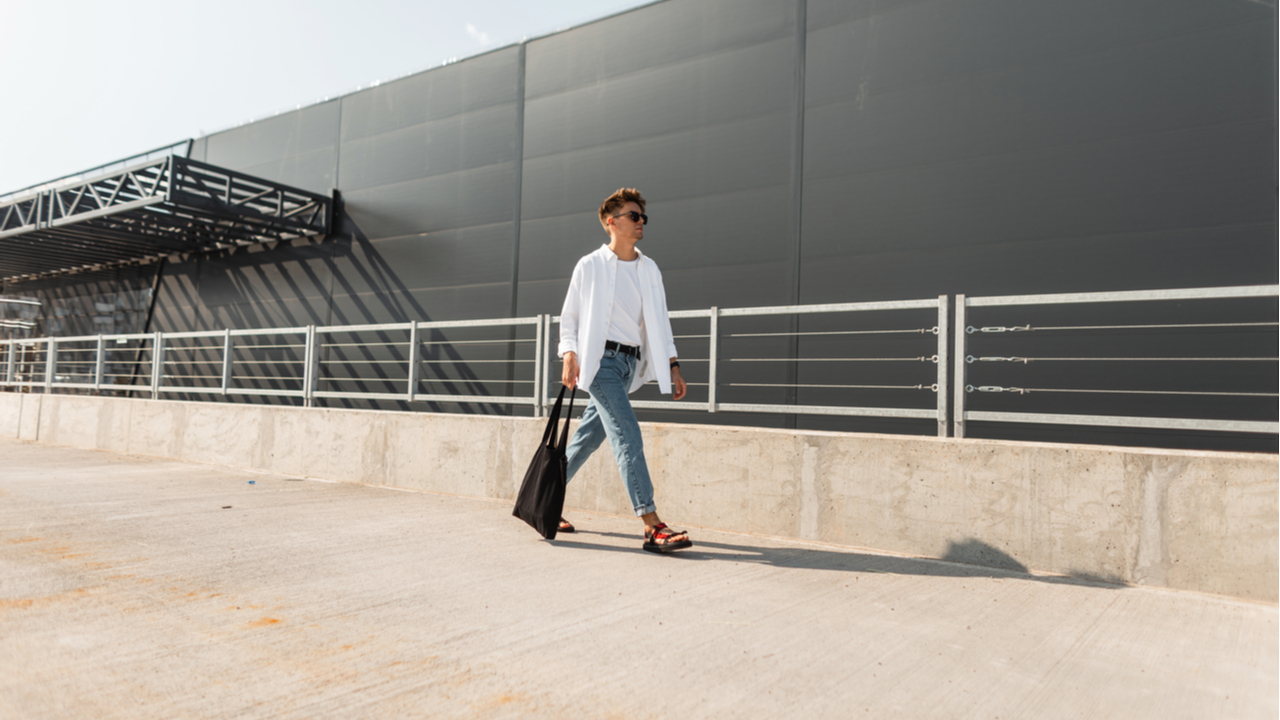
[643,523,692,553]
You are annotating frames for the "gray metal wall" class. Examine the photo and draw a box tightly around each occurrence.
[9,0,1276,450]
[801,0,1277,301]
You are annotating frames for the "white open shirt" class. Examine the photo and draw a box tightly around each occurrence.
[557,244,679,394]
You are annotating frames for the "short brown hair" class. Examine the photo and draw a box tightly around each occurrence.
[598,188,646,227]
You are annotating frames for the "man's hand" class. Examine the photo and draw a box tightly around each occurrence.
[671,365,687,401]
[561,352,579,389]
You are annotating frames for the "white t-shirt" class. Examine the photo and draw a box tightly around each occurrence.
[606,258,644,347]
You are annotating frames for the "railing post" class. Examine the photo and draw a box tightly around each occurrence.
[303,326,319,408]
[221,329,233,395]
[44,338,56,393]
[3,340,13,385]
[407,322,420,403]
[936,296,948,438]
[953,295,967,439]
[94,334,106,391]
[150,331,164,398]
[541,315,553,415]
[708,307,718,412]
[532,314,544,418]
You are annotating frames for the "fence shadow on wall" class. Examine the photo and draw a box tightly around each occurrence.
[138,206,520,416]
[321,209,518,416]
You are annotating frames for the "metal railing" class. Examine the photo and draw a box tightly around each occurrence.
[308,317,542,407]
[0,318,544,407]
[1,333,158,394]
[539,297,950,436]
[954,285,1279,437]
[3,287,1276,442]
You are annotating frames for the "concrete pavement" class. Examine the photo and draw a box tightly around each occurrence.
[1,437,1275,719]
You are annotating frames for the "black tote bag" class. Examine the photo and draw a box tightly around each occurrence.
[512,385,576,540]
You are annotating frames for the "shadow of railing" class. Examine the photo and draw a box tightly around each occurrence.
[556,531,1128,590]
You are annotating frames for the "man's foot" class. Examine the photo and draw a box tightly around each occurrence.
[558,518,575,533]
[642,523,692,553]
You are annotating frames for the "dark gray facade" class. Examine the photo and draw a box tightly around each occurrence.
[6,0,1276,450]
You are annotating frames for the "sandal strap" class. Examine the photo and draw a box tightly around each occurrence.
[646,523,686,542]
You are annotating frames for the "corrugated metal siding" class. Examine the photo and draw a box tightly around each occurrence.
[9,0,1274,449]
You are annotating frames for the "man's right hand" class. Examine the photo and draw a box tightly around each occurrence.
[561,352,579,389]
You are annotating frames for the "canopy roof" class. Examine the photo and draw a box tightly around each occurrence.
[0,156,332,281]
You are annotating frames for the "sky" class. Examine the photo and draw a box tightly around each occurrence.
[0,0,652,195]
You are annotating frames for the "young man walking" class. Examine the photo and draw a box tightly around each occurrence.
[558,188,692,553]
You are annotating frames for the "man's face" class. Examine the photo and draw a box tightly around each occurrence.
[608,201,645,242]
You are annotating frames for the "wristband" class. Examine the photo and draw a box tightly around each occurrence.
[669,361,680,370]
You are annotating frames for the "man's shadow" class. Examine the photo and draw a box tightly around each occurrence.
[553,530,1128,590]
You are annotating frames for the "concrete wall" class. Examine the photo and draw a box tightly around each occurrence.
[2,392,1275,602]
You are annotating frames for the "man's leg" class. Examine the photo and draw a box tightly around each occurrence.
[565,397,607,483]
[585,354,657,516]
[559,396,609,532]
[567,352,689,548]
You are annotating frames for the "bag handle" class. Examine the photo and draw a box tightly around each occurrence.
[541,385,568,447]
[556,387,577,451]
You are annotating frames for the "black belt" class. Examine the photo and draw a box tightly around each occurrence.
[605,340,641,361]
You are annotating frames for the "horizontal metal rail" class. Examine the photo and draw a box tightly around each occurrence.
[966,284,1278,307]
[964,411,1278,435]
[719,299,942,316]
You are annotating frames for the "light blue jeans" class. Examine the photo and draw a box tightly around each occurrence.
[565,349,656,516]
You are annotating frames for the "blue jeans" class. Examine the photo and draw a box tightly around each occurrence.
[565,349,656,516]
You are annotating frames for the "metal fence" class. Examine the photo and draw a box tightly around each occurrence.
[539,298,950,436]
[954,285,1279,437]
[3,286,1276,441]
[0,319,543,408]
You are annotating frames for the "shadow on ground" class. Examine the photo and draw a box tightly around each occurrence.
[554,530,1128,591]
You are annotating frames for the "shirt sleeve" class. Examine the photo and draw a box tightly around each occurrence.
[652,265,678,361]
[557,259,585,358]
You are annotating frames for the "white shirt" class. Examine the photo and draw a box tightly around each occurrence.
[558,244,679,394]
[606,258,644,347]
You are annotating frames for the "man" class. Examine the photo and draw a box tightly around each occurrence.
[558,188,692,553]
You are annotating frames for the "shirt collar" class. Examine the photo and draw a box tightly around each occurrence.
[599,244,645,263]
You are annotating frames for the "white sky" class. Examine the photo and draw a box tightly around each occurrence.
[0,0,652,195]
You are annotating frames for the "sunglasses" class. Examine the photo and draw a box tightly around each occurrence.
[611,211,648,225]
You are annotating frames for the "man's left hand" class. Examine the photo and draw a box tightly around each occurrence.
[671,367,687,401]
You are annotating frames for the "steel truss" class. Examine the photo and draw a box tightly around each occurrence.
[0,156,333,281]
